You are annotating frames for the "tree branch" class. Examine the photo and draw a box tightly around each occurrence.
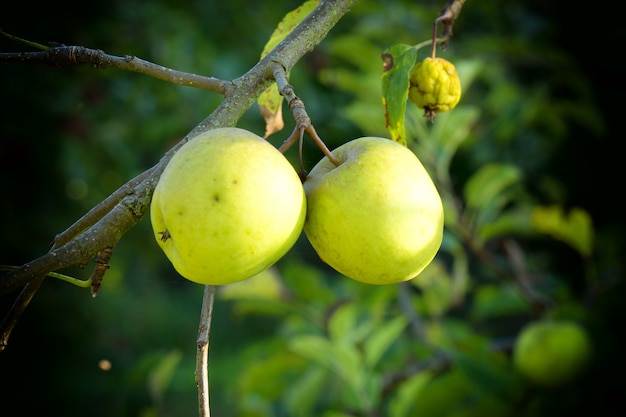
[0,0,356,332]
[0,46,230,94]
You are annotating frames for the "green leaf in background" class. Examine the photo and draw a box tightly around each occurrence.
[531,205,594,257]
[451,349,521,408]
[411,260,454,317]
[322,412,358,417]
[381,44,417,146]
[236,349,306,402]
[470,284,532,321]
[363,315,407,368]
[284,366,329,417]
[426,105,481,176]
[327,301,375,347]
[288,334,366,406]
[258,0,320,138]
[477,205,534,242]
[388,371,434,417]
[464,163,522,211]
[463,163,523,237]
[147,349,183,406]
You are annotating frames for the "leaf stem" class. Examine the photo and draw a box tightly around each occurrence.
[0,265,91,287]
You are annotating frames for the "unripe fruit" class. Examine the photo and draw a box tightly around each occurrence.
[150,127,306,285]
[409,57,462,120]
[513,320,592,387]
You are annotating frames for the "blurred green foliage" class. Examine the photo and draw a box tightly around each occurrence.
[1,1,624,417]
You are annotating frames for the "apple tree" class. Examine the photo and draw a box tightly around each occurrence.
[1,0,623,416]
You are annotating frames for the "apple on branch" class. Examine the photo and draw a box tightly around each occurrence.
[303,137,444,285]
[150,127,306,285]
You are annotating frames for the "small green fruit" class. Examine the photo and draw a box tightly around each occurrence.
[513,320,592,387]
[150,127,306,285]
[303,137,444,285]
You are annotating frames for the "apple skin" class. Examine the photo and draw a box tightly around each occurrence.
[150,127,306,285]
[303,137,444,285]
[513,320,592,387]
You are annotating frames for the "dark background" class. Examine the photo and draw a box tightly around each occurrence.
[1,1,624,416]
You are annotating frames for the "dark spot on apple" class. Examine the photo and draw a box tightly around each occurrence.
[232,179,238,185]
[213,194,220,202]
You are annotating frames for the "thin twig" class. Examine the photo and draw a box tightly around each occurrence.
[196,285,216,417]
[0,46,230,94]
[430,0,467,58]
[0,275,46,351]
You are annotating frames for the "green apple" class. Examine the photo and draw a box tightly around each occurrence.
[303,137,444,285]
[513,319,592,387]
[150,127,306,285]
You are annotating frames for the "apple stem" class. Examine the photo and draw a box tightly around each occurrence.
[273,64,341,169]
[306,125,341,167]
[297,127,307,179]
[430,18,439,59]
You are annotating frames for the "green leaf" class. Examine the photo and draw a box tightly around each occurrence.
[237,349,306,401]
[258,0,320,138]
[477,205,534,242]
[411,260,454,317]
[452,349,520,403]
[381,44,417,146]
[259,0,320,59]
[322,412,358,417]
[388,371,434,417]
[464,163,522,211]
[463,163,522,237]
[327,302,359,344]
[429,106,481,174]
[470,284,532,320]
[288,334,364,396]
[363,315,407,368]
[531,205,594,257]
[284,366,329,417]
[147,349,182,403]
